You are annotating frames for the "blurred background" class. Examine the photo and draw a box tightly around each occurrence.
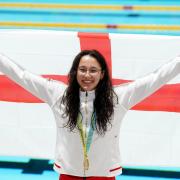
[0,0,180,180]
[0,0,180,35]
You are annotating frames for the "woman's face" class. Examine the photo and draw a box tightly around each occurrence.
[77,55,104,91]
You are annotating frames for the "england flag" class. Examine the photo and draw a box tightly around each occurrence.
[0,30,179,167]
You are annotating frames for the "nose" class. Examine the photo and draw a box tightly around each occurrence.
[84,70,92,77]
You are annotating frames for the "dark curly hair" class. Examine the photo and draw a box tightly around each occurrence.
[61,49,118,135]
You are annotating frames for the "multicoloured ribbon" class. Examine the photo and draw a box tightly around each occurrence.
[77,111,96,175]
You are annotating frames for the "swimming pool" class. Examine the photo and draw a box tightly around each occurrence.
[0,0,180,35]
[1,156,180,180]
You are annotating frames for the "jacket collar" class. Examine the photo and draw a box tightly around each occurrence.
[80,89,95,102]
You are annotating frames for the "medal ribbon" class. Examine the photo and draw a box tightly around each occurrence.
[77,111,96,175]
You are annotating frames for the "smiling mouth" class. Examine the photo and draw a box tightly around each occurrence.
[82,80,93,84]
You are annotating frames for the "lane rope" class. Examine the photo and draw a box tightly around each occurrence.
[0,3,180,12]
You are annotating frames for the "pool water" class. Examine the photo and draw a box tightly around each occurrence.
[0,0,180,35]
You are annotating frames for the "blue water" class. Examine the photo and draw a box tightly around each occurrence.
[0,169,179,180]
[0,0,180,5]
[0,168,179,180]
[0,0,179,35]
[0,156,180,180]
[0,10,180,25]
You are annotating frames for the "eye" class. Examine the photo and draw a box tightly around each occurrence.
[78,68,87,73]
[89,69,98,74]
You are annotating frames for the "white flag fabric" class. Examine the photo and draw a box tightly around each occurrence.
[0,30,179,167]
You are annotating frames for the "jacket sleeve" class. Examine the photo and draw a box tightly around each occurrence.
[115,56,180,110]
[0,53,66,107]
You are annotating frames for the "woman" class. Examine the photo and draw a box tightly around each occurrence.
[0,50,179,180]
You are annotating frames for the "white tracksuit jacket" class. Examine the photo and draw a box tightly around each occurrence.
[0,53,179,177]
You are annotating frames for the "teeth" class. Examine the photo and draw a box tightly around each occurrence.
[83,80,91,84]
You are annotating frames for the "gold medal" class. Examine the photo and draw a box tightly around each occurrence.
[83,157,89,170]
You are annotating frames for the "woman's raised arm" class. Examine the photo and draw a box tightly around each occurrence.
[115,56,180,110]
[0,53,66,107]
